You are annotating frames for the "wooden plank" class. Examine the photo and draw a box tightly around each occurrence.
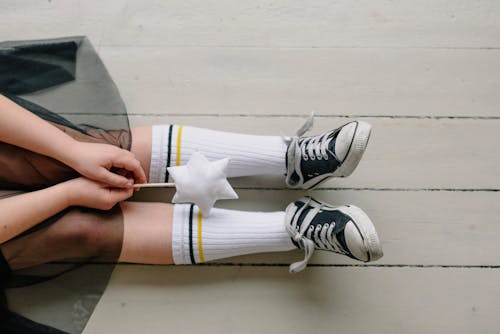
[130,189,500,266]
[2,0,500,48]
[96,47,500,117]
[127,116,500,189]
[83,266,500,334]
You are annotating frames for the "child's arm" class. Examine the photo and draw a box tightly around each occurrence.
[0,177,133,244]
[0,95,146,186]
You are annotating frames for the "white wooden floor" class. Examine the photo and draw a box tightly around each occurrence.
[2,1,500,333]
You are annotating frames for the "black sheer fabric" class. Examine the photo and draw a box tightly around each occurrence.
[0,37,131,333]
[0,36,131,190]
[0,36,130,132]
[0,309,68,334]
[0,244,11,287]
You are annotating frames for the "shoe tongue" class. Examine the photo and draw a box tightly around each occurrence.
[301,206,354,254]
[310,208,351,231]
[319,209,353,255]
[297,205,320,229]
[336,228,350,254]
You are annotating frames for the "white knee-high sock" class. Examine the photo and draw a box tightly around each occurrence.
[172,204,295,264]
[149,124,288,182]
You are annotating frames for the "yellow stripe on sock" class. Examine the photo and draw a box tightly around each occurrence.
[176,125,183,166]
[197,210,205,263]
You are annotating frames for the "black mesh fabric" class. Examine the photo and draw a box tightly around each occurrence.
[0,36,130,133]
[0,243,11,288]
[0,308,68,334]
[0,36,131,190]
[0,36,131,333]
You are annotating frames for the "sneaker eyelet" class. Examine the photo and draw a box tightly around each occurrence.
[317,156,322,160]
[310,156,316,161]
[308,226,314,231]
[303,156,309,161]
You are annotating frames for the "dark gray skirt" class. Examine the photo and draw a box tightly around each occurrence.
[0,36,133,334]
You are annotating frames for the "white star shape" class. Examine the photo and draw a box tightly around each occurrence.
[167,152,238,217]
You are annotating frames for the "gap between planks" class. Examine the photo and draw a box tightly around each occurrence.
[48,262,500,269]
[58,113,500,120]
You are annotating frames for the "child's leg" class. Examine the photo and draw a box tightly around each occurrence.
[120,200,382,273]
[0,201,289,270]
[117,202,174,264]
[131,120,372,190]
[142,125,287,183]
[121,200,382,272]
[118,202,294,265]
[131,126,286,183]
[1,199,382,273]
[0,206,124,270]
[130,127,153,180]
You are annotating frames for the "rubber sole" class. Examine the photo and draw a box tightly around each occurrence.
[335,120,372,177]
[341,204,383,262]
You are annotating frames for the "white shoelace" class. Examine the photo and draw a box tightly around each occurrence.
[284,113,314,187]
[284,113,340,188]
[299,132,334,161]
[284,112,335,161]
[286,198,346,273]
[282,113,314,144]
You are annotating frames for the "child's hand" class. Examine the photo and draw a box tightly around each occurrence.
[64,177,134,210]
[66,142,147,188]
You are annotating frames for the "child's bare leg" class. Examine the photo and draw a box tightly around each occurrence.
[118,201,173,264]
[1,206,125,270]
[0,201,290,270]
[0,202,173,270]
[1,200,381,273]
[119,201,381,272]
[130,127,152,181]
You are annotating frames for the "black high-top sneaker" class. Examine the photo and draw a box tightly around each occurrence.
[285,121,372,189]
[285,197,383,273]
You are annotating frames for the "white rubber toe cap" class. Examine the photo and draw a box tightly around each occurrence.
[342,207,384,263]
[344,222,370,262]
[334,122,357,161]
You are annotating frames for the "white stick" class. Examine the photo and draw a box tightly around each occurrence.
[133,182,176,188]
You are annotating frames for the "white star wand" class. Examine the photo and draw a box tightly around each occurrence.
[133,152,238,217]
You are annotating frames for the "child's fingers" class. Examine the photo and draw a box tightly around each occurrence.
[112,155,147,184]
[110,187,134,203]
[98,167,133,188]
